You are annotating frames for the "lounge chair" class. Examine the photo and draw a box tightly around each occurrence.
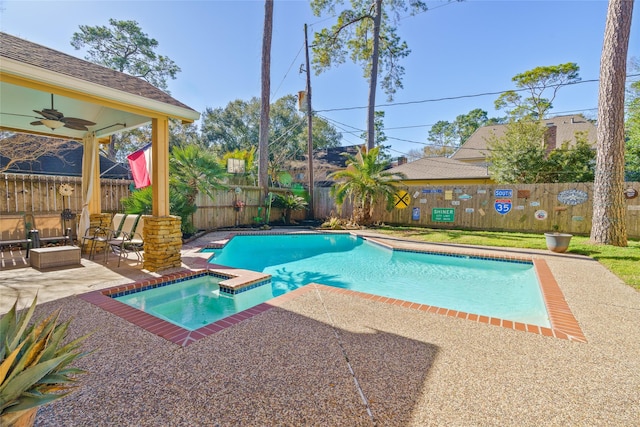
[107,215,144,266]
[81,213,127,261]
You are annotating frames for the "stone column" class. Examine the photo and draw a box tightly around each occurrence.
[143,215,182,271]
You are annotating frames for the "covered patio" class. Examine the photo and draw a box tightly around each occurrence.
[0,32,200,271]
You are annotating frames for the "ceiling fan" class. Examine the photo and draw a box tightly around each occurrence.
[30,94,96,131]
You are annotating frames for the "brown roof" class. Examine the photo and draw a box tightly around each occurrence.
[0,32,195,112]
[387,157,490,181]
[451,114,596,163]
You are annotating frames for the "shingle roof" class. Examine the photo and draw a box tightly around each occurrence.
[387,157,490,180]
[0,32,194,112]
[451,114,596,162]
[0,136,130,179]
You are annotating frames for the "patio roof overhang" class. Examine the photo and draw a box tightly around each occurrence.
[0,32,201,222]
[0,57,199,141]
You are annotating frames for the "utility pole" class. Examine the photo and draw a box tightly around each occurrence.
[258,0,273,199]
[304,23,314,219]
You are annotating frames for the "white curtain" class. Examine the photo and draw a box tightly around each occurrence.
[79,132,97,239]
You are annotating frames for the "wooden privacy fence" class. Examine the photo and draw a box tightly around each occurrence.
[192,187,307,230]
[1,174,131,241]
[1,173,131,215]
[314,182,640,238]
[4,173,639,239]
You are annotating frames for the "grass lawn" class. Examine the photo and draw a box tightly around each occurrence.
[374,226,640,291]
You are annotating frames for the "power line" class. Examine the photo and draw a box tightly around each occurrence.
[272,41,305,99]
[399,0,461,21]
[321,107,599,137]
[314,74,640,113]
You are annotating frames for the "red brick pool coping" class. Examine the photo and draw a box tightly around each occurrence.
[79,250,585,347]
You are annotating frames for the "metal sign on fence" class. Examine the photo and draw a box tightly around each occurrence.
[494,199,512,215]
[494,189,513,198]
[393,190,411,209]
[431,208,455,222]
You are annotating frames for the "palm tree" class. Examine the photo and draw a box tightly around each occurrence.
[329,146,406,225]
[170,144,227,206]
[123,144,227,235]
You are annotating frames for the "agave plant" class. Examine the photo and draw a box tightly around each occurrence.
[0,297,90,426]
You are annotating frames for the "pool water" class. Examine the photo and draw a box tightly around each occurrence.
[115,234,549,330]
[115,275,273,330]
[208,234,550,327]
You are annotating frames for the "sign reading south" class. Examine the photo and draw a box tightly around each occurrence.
[494,199,512,215]
[494,189,513,198]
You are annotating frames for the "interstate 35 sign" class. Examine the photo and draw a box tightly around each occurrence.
[494,199,512,215]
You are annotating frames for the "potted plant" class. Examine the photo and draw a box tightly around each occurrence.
[0,297,90,427]
[272,193,308,225]
[544,224,573,253]
[233,199,245,212]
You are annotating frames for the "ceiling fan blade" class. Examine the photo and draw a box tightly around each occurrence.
[41,108,64,119]
[33,109,62,120]
[63,122,89,131]
[62,117,96,126]
[30,120,43,126]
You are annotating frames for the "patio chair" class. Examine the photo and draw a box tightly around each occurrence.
[81,213,127,261]
[0,215,32,257]
[24,213,71,247]
[107,215,143,267]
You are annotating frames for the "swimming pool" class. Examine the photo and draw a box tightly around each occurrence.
[206,233,550,327]
[84,232,586,345]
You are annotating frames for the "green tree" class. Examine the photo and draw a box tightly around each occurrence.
[487,123,596,184]
[626,58,640,181]
[201,99,261,154]
[542,132,596,183]
[71,19,183,160]
[71,19,180,92]
[328,146,406,225]
[591,0,633,247]
[486,121,548,183]
[495,63,581,120]
[454,108,498,142]
[122,145,227,235]
[426,109,500,157]
[311,0,432,150]
[427,120,457,153]
[201,95,342,180]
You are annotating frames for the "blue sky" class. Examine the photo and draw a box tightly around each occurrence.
[1,0,638,157]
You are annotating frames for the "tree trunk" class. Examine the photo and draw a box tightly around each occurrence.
[590,0,634,246]
[258,0,273,199]
[366,0,383,151]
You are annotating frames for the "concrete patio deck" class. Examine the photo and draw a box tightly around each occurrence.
[1,230,638,426]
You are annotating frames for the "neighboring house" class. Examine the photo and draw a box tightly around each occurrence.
[386,156,493,186]
[1,136,131,179]
[451,114,597,166]
[288,145,362,187]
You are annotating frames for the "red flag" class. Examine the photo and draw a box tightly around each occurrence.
[127,143,152,189]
